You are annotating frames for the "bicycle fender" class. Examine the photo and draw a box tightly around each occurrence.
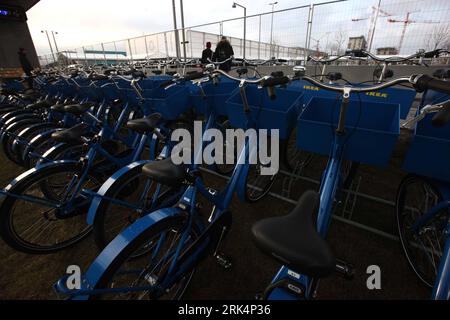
[78,207,184,300]
[22,128,60,162]
[2,160,78,192]
[36,142,69,168]
[86,160,152,225]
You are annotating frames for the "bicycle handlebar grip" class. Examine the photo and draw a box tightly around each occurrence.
[132,71,146,79]
[159,80,174,88]
[183,71,205,81]
[432,100,450,128]
[262,76,290,88]
[93,75,109,81]
[347,49,368,58]
[414,75,450,94]
[423,49,441,58]
[263,76,290,100]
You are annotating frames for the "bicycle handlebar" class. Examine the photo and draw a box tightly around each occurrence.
[308,48,449,65]
[431,100,450,127]
[412,74,450,93]
[207,56,234,66]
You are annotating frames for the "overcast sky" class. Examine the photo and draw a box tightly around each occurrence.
[28,0,450,56]
[28,0,312,54]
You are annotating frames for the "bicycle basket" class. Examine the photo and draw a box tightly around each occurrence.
[296,96,400,167]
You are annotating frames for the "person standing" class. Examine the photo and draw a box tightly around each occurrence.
[17,48,33,88]
[201,42,213,64]
[212,36,234,72]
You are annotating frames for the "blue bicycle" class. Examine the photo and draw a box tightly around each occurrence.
[54,68,290,299]
[395,78,450,300]
[251,70,450,300]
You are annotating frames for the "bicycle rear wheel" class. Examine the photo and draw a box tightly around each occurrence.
[0,162,102,253]
[396,175,448,287]
[282,127,314,172]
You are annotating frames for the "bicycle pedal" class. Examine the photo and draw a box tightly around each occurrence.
[335,259,355,280]
[215,252,232,269]
[195,202,203,210]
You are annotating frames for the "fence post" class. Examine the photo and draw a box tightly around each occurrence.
[258,14,261,60]
[101,43,107,64]
[164,32,169,58]
[202,31,206,50]
[304,4,314,65]
[189,29,193,58]
[113,42,118,62]
[128,39,134,63]
[172,0,181,59]
[144,36,149,59]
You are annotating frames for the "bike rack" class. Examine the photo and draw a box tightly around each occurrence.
[200,167,401,242]
[341,175,362,220]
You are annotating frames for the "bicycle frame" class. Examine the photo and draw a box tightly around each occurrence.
[266,94,354,300]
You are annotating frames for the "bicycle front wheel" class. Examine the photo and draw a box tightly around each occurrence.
[93,163,182,251]
[396,175,448,287]
[91,214,199,300]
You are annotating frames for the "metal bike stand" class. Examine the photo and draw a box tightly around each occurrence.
[199,167,401,242]
[281,159,306,199]
[341,175,362,220]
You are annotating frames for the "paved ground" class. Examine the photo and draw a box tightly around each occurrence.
[0,138,432,300]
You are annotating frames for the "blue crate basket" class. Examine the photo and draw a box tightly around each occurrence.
[288,80,416,119]
[296,96,400,167]
[403,113,450,182]
[142,85,190,120]
[225,85,303,139]
[138,76,172,91]
[190,81,239,116]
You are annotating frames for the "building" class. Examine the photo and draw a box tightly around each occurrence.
[0,1,40,72]
[347,36,367,51]
[376,47,399,55]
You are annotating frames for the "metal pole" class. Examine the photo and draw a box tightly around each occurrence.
[172,0,181,59]
[42,30,56,63]
[189,29,193,58]
[83,46,88,66]
[304,4,314,65]
[144,36,149,59]
[51,31,59,53]
[164,32,169,57]
[179,0,187,61]
[128,39,134,63]
[258,14,261,60]
[270,5,275,57]
[114,42,118,63]
[101,43,107,64]
[368,0,382,53]
[243,7,246,59]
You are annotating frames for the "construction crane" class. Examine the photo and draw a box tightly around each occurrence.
[388,11,440,54]
[352,1,393,52]
[311,32,331,57]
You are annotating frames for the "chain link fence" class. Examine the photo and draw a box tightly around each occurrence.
[37,0,450,67]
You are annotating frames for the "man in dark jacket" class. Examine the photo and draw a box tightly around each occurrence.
[18,48,33,88]
[201,42,213,64]
[212,36,234,72]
